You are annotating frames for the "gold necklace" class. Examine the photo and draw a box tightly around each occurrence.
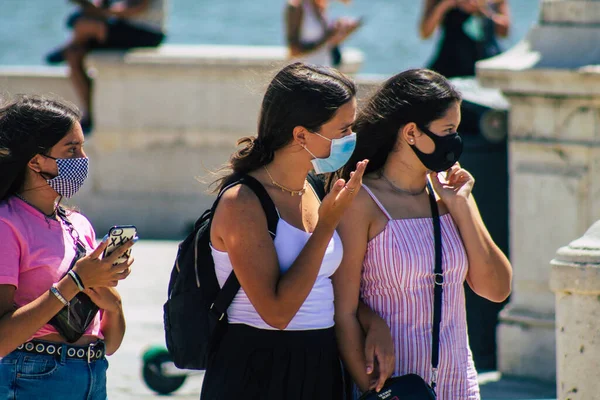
[263,166,306,196]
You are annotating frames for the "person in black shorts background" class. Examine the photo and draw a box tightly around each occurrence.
[46,0,166,134]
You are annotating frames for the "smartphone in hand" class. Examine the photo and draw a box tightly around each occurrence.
[102,225,138,265]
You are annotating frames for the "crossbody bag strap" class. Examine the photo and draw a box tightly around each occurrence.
[210,174,280,319]
[426,180,443,390]
[55,207,88,259]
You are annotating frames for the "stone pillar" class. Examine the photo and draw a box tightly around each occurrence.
[550,221,600,399]
[477,0,600,381]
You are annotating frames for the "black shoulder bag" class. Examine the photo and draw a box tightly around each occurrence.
[359,180,442,400]
[49,207,100,343]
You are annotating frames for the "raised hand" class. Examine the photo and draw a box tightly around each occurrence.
[328,17,362,46]
[429,162,475,207]
[456,0,483,14]
[318,160,368,230]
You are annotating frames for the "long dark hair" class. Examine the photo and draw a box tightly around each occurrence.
[0,95,81,201]
[215,62,356,191]
[337,69,461,184]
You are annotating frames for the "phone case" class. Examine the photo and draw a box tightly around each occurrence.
[103,225,137,265]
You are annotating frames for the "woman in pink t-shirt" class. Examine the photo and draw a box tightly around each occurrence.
[0,96,137,399]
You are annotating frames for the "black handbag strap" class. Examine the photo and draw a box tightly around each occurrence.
[210,174,280,318]
[55,207,88,263]
[426,180,443,389]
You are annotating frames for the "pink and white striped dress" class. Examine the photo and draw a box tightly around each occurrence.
[360,185,480,400]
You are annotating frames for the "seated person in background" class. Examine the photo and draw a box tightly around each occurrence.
[46,0,167,134]
[420,0,510,78]
[285,0,362,68]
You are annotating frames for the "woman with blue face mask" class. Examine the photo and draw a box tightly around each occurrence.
[0,96,137,400]
[332,69,512,399]
[202,62,371,400]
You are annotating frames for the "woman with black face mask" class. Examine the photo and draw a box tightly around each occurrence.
[331,69,512,399]
[0,96,136,399]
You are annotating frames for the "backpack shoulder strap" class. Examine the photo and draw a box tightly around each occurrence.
[238,174,279,239]
[306,172,326,201]
[210,174,279,319]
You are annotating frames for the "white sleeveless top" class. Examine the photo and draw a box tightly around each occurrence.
[212,218,342,330]
[297,0,331,66]
[127,0,167,32]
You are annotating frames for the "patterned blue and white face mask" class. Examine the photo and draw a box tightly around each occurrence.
[42,156,90,198]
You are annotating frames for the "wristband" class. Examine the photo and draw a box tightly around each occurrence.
[68,270,85,291]
[50,285,69,306]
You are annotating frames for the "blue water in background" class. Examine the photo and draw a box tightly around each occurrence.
[1,1,540,75]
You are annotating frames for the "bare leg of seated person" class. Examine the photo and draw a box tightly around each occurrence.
[63,19,107,135]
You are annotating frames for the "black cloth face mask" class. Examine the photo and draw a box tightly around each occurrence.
[410,125,463,172]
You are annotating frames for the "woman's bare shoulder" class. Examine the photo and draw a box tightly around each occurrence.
[216,183,263,216]
[344,179,380,222]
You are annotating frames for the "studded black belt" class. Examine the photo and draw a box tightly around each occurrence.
[16,339,106,363]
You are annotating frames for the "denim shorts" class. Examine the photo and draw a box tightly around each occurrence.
[0,343,108,400]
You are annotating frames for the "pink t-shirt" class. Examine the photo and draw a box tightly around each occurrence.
[0,196,103,340]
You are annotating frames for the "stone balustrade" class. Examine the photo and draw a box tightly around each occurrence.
[550,221,600,400]
[477,0,600,383]
[0,44,364,238]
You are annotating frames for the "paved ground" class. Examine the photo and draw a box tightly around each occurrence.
[107,241,556,399]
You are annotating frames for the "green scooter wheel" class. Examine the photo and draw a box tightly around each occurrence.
[142,346,187,395]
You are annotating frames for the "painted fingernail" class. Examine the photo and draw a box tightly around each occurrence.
[366,366,373,374]
[132,236,139,243]
[102,234,109,242]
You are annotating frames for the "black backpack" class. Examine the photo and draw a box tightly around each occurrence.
[163,173,326,370]
[163,174,280,370]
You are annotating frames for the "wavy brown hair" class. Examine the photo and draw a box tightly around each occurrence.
[328,69,461,190]
[0,95,81,201]
[214,62,356,191]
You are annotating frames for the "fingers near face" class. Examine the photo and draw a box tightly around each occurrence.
[349,160,368,182]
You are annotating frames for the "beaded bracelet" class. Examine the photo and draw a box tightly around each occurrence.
[68,270,85,291]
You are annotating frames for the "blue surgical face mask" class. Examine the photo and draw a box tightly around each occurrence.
[41,156,90,198]
[304,132,357,174]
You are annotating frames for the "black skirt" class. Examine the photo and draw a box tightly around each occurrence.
[200,324,344,400]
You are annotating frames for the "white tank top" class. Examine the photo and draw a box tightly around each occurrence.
[297,0,331,66]
[212,218,343,330]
